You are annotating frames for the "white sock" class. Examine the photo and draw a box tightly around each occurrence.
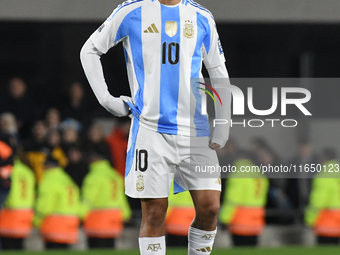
[188,226,217,255]
[139,236,166,255]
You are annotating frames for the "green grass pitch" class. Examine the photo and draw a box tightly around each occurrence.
[0,247,339,255]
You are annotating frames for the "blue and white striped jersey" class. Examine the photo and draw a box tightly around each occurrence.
[90,0,226,137]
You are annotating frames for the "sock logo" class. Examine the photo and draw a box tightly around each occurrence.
[147,243,161,252]
[201,234,215,240]
[196,246,212,252]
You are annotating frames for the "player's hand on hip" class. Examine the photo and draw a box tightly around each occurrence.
[104,96,131,117]
[209,142,221,150]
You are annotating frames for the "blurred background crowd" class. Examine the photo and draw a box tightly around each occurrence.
[0,76,339,250]
[1,0,340,251]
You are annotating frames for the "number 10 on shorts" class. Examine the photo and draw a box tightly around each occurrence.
[135,149,148,172]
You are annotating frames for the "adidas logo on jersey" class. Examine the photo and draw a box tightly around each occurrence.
[196,246,212,252]
[144,23,159,33]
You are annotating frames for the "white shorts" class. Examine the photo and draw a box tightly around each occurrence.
[125,117,221,199]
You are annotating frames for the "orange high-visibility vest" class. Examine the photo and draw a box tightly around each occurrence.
[83,209,123,238]
[40,215,79,244]
[229,207,265,236]
[314,209,340,237]
[165,207,195,236]
[0,141,12,160]
[0,209,34,238]
[0,141,13,179]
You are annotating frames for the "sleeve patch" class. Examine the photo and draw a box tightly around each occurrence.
[96,23,106,37]
[218,37,224,55]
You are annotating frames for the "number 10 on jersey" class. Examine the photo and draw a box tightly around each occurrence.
[162,42,180,65]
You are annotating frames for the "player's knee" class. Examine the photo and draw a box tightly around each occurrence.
[143,201,168,226]
[197,201,220,219]
[205,202,220,218]
[148,207,166,222]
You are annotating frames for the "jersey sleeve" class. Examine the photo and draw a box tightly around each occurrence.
[89,5,131,54]
[202,17,226,69]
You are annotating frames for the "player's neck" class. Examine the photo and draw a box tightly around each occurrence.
[158,0,181,6]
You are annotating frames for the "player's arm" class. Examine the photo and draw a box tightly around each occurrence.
[80,40,130,117]
[207,65,231,149]
[80,7,133,117]
[203,17,231,149]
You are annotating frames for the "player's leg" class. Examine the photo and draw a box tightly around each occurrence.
[140,198,168,237]
[176,135,221,254]
[188,190,220,254]
[190,190,220,231]
[125,123,176,255]
[139,198,168,254]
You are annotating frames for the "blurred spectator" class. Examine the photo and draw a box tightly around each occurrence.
[61,126,81,156]
[216,139,239,204]
[286,137,319,221]
[85,124,112,163]
[0,78,38,139]
[216,138,238,172]
[34,156,80,250]
[81,148,131,249]
[0,113,20,149]
[65,146,88,188]
[61,82,90,129]
[249,137,268,165]
[45,108,61,131]
[305,148,340,245]
[0,159,35,250]
[257,146,281,169]
[22,121,49,183]
[219,152,269,247]
[46,130,68,169]
[257,145,292,224]
[106,117,130,177]
[251,138,282,167]
[165,183,195,247]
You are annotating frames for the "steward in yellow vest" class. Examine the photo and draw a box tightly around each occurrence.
[0,159,35,250]
[80,150,131,249]
[219,157,269,246]
[305,148,340,245]
[34,156,80,250]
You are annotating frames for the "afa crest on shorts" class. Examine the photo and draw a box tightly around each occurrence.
[136,175,144,192]
[183,20,194,39]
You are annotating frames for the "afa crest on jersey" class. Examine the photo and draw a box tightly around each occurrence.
[183,20,194,39]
